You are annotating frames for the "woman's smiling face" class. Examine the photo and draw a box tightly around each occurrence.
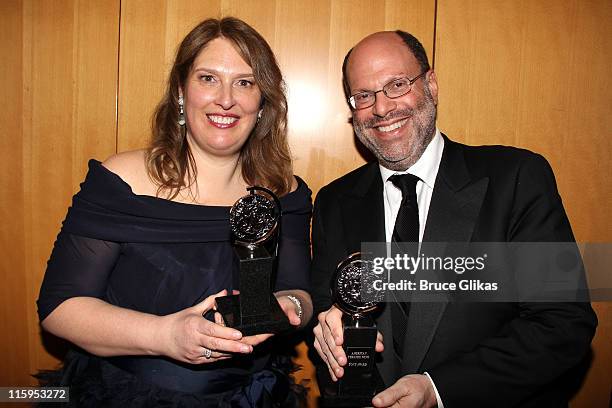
[182,37,262,159]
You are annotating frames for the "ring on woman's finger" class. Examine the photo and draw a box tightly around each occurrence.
[202,347,213,359]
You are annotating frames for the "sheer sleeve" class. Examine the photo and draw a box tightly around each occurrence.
[273,179,312,292]
[37,232,121,322]
[275,236,310,292]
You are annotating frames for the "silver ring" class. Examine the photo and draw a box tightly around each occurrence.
[202,347,212,359]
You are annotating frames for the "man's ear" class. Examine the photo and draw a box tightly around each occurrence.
[426,70,439,105]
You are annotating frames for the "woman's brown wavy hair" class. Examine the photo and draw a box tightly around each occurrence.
[146,17,292,199]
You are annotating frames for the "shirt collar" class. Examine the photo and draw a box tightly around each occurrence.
[379,128,444,188]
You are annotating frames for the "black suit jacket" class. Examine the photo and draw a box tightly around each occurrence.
[310,135,597,407]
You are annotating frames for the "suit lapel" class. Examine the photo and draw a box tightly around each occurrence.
[402,135,489,373]
[339,163,385,253]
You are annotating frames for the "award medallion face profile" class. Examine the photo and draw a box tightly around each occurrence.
[332,253,383,316]
[230,187,280,246]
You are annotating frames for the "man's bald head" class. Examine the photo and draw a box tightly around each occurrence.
[342,30,431,101]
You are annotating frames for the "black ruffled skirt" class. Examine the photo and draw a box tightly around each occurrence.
[36,349,306,407]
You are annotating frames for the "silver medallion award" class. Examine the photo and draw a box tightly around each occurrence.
[320,252,384,406]
[229,188,278,247]
[215,186,290,335]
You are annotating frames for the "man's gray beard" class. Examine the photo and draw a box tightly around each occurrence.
[353,85,437,171]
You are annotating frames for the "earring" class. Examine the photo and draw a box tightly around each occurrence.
[178,96,186,126]
[256,109,263,122]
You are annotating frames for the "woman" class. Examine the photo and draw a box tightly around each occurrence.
[37,17,312,407]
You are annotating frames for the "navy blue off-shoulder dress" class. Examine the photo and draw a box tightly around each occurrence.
[37,160,312,407]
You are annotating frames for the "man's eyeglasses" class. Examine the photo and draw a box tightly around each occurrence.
[348,71,428,110]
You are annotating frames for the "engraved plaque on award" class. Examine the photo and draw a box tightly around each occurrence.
[214,186,290,336]
[319,252,384,406]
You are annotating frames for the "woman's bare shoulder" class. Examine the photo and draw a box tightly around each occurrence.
[102,150,156,195]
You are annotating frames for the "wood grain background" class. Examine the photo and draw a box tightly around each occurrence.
[1,1,610,406]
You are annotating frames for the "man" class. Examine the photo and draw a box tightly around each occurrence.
[311,30,596,407]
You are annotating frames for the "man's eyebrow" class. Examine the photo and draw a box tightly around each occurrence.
[351,73,411,93]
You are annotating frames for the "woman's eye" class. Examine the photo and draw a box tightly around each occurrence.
[199,75,216,83]
[236,79,254,87]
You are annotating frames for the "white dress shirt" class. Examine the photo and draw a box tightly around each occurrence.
[379,128,445,408]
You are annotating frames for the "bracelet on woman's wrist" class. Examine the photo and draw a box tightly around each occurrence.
[285,295,303,321]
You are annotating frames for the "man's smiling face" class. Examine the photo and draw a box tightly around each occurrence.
[347,32,438,171]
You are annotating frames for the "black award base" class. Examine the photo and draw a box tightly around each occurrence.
[215,293,290,336]
[318,316,384,407]
[215,246,290,336]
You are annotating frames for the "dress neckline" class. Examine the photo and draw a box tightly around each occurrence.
[87,160,309,215]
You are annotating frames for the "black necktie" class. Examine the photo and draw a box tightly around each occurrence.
[388,173,420,358]
[390,173,420,244]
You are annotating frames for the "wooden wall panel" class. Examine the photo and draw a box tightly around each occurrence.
[384,0,436,45]
[221,0,277,43]
[435,1,612,406]
[117,0,169,152]
[275,0,333,194]
[0,0,29,388]
[0,0,119,386]
[71,1,121,170]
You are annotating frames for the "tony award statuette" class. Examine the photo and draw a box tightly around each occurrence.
[215,186,290,336]
[319,252,384,407]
